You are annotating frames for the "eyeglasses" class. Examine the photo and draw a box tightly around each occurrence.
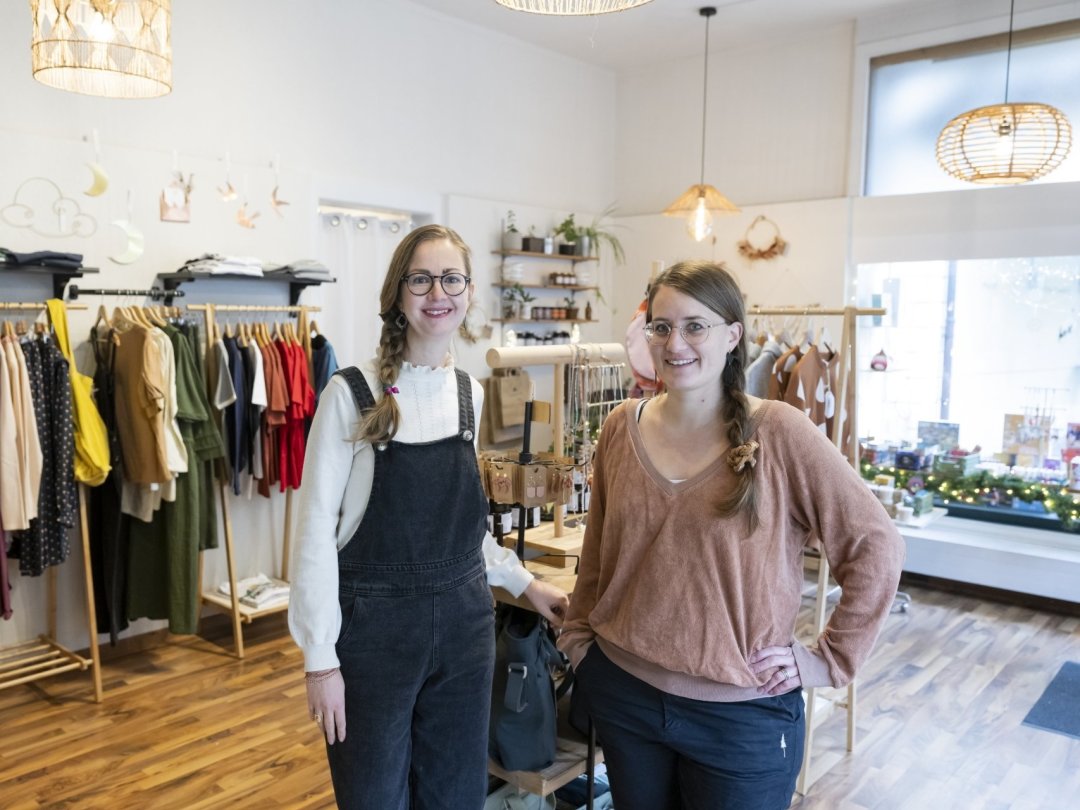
[643,319,727,345]
[401,272,471,297]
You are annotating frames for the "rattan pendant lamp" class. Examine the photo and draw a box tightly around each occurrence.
[663,6,739,242]
[30,0,172,99]
[494,0,654,14]
[936,0,1071,184]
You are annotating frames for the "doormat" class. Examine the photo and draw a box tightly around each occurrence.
[1022,661,1080,741]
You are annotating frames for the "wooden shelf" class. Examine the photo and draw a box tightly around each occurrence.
[492,283,599,292]
[493,250,596,264]
[201,591,290,625]
[0,636,91,692]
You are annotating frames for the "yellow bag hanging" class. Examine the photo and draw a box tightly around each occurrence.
[47,299,111,486]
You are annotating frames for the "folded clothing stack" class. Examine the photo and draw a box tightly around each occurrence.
[218,573,290,608]
[264,259,333,281]
[1,247,84,270]
[179,253,264,276]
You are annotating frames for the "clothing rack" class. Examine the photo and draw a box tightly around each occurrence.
[0,301,102,702]
[747,304,885,794]
[67,285,182,301]
[187,302,320,658]
[486,343,627,549]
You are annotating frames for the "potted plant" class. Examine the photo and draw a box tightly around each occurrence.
[553,214,580,256]
[502,283,535,320]
[522,225,545,253]
[581,204,626,264]
[564,292,579,321]
[502,210,520,251]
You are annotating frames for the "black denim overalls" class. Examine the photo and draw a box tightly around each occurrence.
[325,367,495,810]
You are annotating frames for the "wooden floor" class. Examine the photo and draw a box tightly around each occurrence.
[1,582,1078,809]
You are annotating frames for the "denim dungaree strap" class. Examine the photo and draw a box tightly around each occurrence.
[324,366,495,810]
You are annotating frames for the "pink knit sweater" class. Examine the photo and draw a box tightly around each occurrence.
[559,398,905,700]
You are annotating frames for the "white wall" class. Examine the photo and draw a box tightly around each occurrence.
[615,23,855,215]
[0,0,617,652]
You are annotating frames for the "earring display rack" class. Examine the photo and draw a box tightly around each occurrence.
[485,342,627,566]
[188,302,320,659]
[0,301,102,703]
[748,304,886,795]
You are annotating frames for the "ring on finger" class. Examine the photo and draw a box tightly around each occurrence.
[312,713,322,725]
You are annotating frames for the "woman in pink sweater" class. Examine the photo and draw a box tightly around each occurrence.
[560,261,904,810]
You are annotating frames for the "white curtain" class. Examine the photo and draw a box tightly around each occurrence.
[316,215,406,368]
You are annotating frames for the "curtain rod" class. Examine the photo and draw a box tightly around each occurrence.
[67,285,179,301]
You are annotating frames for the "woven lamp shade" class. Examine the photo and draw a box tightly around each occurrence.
[936,102,1072,184]
[30,0,172,99]
[663,184,739,216]
[494,0,654,15]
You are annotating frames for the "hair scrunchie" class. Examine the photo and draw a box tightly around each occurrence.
[727,440,760,473]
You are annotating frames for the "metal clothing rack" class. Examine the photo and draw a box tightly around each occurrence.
[187,302,319,658]
[67,285,182,301]
[748,304,885,795]
[0,302,103,702]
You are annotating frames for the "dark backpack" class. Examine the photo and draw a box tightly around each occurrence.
[489,605,572,772]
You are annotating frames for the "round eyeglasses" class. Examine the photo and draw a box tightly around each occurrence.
[401,272,471,297]
[643,319,727,345]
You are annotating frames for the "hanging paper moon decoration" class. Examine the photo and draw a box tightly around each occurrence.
[108,219,145,264]
[84,162,109,197]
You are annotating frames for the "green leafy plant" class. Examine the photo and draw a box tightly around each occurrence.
[581,204,626,264]
[505,210,519,234]
[502,283,535,304]
[553,214,580,244]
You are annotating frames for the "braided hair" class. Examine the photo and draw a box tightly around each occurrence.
[647,260,758,529]
[357,224,472,445]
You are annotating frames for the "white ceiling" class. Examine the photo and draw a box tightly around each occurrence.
[407,0,942,72]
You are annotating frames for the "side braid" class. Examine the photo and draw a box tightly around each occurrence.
[717,350,758,530]
[358,315,408,445]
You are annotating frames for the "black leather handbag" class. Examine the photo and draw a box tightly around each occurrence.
[489,605,572,772]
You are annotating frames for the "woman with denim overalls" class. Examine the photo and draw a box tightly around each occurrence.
[289,225,569,809]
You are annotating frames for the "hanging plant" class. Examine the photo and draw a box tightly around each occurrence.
[737,215,787,261]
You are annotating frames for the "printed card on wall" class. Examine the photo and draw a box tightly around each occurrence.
[918,420,960,451]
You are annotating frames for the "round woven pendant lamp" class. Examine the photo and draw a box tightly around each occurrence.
[494,0,654,15]
[30,0,172,99]
[937,103,1072,184]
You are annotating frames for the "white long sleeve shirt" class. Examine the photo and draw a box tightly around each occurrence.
[288,358,534,671]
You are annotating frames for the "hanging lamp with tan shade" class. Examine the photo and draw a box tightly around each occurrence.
[494,0,654,15]
[30,0,172,99]
[936,0,1071,184]
[663,6,739,242]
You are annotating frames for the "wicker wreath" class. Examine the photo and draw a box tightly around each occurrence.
[737,215,788,261]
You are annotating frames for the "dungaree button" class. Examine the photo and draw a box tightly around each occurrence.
[376,442,387,452]
[461,429,474,442]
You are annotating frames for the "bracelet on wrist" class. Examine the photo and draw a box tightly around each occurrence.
[305,668,339,684]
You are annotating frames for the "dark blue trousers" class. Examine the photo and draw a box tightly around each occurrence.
[576,644,805,810]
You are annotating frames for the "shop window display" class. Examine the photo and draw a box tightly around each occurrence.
[855,256,1080,530]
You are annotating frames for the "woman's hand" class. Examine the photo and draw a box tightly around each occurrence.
[306,668,347,744]
[523,579,570,628]
[749,645,801,696]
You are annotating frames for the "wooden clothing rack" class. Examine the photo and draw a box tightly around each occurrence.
[748,304,885,794]
[188,302,319,659]
[0,302,103,702]
[485,342,627,541]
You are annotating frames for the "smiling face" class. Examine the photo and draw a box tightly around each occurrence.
[648,284,742,396]
[397,237,474,352]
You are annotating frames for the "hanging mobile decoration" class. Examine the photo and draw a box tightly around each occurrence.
[737,215,788,261]
[1,177,97,237]
[236,174,260,229]
[218,152,238,201]
[109,189,145,265]
[160,151,193,223]
[269,154,289,217]
[83,129,109,197]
